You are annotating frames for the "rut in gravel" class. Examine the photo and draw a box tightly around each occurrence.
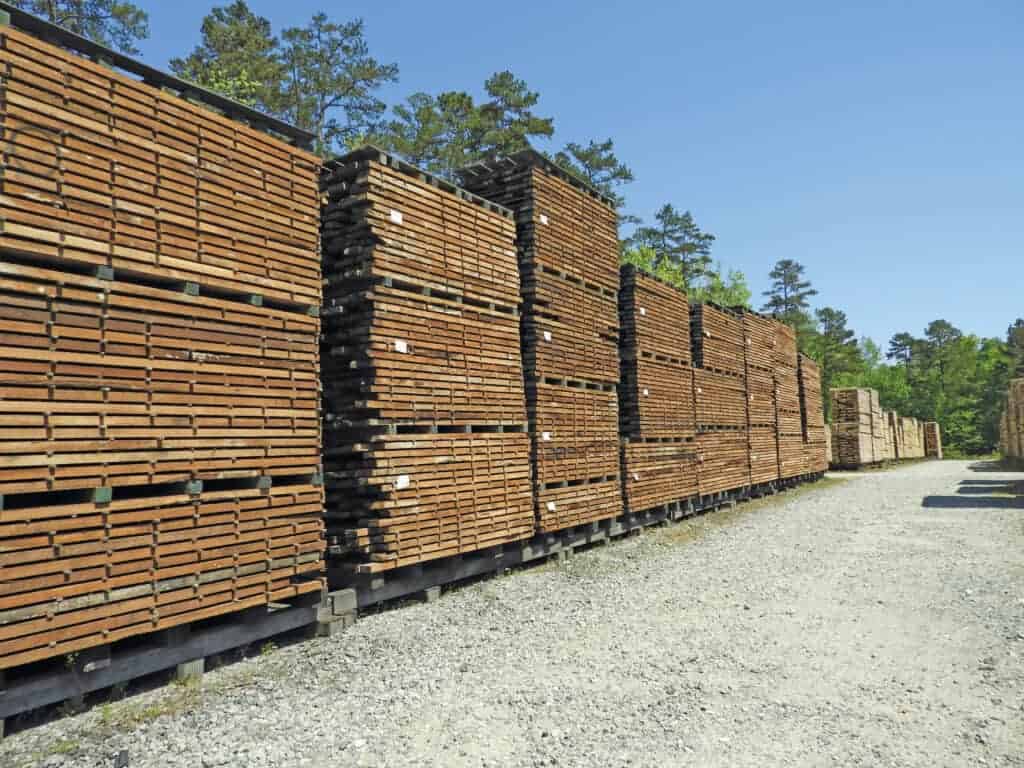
[3,460,1022,768]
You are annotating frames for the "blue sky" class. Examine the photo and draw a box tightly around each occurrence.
[137,0,1023,348]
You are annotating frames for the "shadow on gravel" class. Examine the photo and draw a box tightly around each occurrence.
[923,477,1024,510]
[968,460,1017,473]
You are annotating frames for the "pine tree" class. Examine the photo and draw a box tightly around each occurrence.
[11,0,148,53]
[553,138,633,206]
[761,259,817,327]
[627,205,715,290]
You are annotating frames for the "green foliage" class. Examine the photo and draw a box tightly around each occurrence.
[761,259,817,340]
[172,2,397,156]
[11,0,149,53]
[691,264,752,308]
[626,205,715,290]
[805,307,860,419]
[373,72,553,179]
[553,138,633,207]
[170,2,280,109]
[1006,318,1024,375]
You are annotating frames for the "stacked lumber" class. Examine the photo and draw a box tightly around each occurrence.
[739,310,779,485]
[0,23,323,669]
[321,148,533,572]
[869,390,887,463]
[775,323,806,478]
[460,151,621,532]
[923,422,943,459]
[830,389,874,467]
[1000,379,1023,461]
[798,355,828,473]
[618,267,697,510]
[900,416,924,459]
[691,304,750,494]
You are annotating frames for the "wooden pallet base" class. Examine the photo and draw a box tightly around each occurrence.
[329,473,826,609]
[0,588,357,734]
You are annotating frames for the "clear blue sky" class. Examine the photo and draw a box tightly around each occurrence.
[136,0,1023,348]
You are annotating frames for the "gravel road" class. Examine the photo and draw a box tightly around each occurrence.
[4,460,1023,768]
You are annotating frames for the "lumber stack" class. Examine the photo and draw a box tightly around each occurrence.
[900,416,925,459]
[320,148,534,572]
[798,355,828,473]
[460,152,621,532]
[692,305,750,494]
[775,323,806,478]
[869,390,887,463]
[1000,379,1023,462]
[618,267,697,510]
[923,422,943,459]
[0,25,324,669]
[830,388,874,467]
[739,310,779,485]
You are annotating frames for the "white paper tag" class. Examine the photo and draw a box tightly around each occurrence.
[546,501,556,512]
[642,388,649,396]
[540,214,549,225]
[632,472,640,481]
[389,210,403,224]
[394,339,408,353]
[543,331,552,342]
[697,387,703,394]
[542,431,551,441]
[394,474,410,490]
[639,307,646,316]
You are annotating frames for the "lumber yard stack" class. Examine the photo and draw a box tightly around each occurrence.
[320,148,534,573]
[829,389,931,468]
[999,379,1023,464]
[738,309,780,485]
[459,152,621,532]
[798,355,829,473]
[923,422,943,459]
[774,323,808,479]
[618,266,697,510]
[0,20,324,670]
[691,304,751,494]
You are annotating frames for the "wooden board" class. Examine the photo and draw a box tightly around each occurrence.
[691,304,745,377]
[697,430,751,495]
[621,440,698,510]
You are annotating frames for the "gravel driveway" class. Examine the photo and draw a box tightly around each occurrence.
[4,460,1023,768]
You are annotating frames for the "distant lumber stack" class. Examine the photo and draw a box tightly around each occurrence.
[774,323,807,479]
[738,310,779,486]
[320,148,534,573]
[923,422,943,459]
[999,379,1023,466]
[460,152,621,532]
[618,266,697,511]
[829,388,930,468]
[0,24,324,669]
[798,355,828,473]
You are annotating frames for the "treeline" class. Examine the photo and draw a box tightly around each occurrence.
[18,1,1021,454]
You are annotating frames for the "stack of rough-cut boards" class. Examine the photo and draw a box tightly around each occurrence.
[691,305,750,494]
[797,355,828,473]
[618,266,697,511]
[869,390,887,463]
[0,27,324,669]
[999,379,1023,460]
[739,310,780,485]
[923,422,943,459]
[459,152,621,532]
[774,323,807,478]
[900,416,925,459]
[830,389,874,467]
[886,410,901,459]
[320,148,534,573]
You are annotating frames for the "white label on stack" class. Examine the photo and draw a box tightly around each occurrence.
[540,214,549,225]
[697,387,703,394]
[546,501,557,512]
[394,339,408,353]
[639,307,647,316]
[395,475,410,490]
[389,210,403,224]
[542,431,552,441]
[642,388,649,396]
[543,331,552,342]
[633,472,640,481]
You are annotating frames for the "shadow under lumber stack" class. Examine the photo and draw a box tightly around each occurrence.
[618,266,697,511]
[320,148,534,573]
[797,354,828,473]
[738,310,780,485]
[0,26,324,669]
[691,304,751,494]
[774,323,807,479]
[459,152,621,533]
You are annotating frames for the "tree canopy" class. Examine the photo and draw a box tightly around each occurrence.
[11,0,149,53]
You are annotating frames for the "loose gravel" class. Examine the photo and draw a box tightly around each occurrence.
[4,460,1023,768]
